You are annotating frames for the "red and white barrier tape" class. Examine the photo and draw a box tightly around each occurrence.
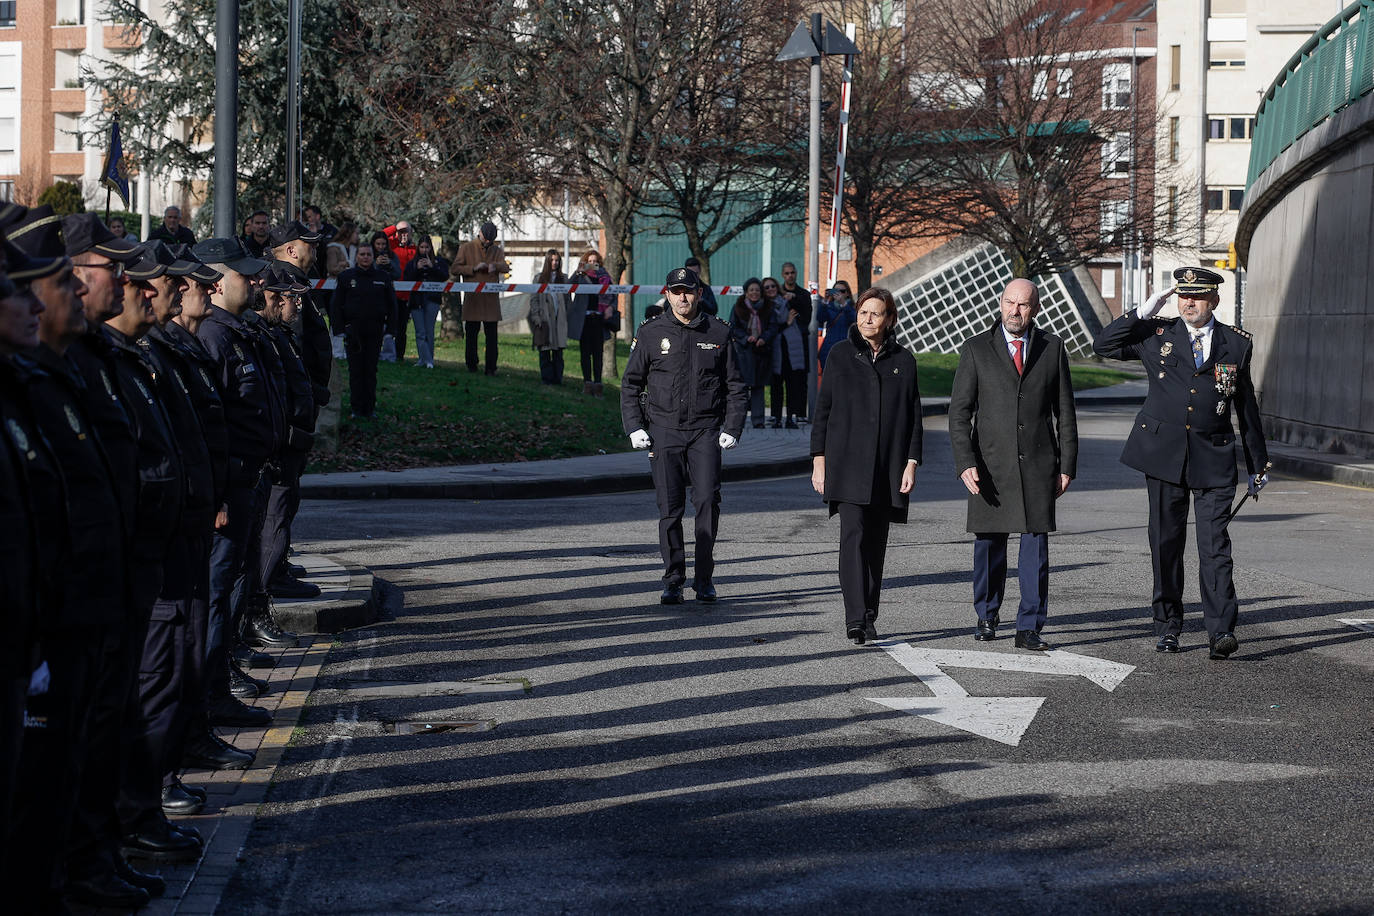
[307,279,762,295]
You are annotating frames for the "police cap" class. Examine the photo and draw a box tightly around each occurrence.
[169,244,223,285]
[1,229,64,283]
[62,212,141,260]
[665,267,695,290]
[1173,265,1224,296]
[126,239,200,280]
[192,237,268,276]
[267,220,323,249]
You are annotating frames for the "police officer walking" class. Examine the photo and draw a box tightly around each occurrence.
[621,267,747,604]
[1094,267,1269,658]
[332,244,398,418]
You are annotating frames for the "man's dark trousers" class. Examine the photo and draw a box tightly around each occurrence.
[345,322,383,415]
[648,425,721,587]
[207,468,270,699]
[465,320,498,374]
[259,450,307,589]
[973,533,1049,632]
[1146,476,1238,639]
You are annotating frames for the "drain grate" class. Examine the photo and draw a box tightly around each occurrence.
[382,719,497,735]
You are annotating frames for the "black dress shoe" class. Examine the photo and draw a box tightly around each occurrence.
[114,857,167,897]
[162,782,205,816]
[121,826,202,863]
[660,583,684,605]
[169,822,203,845]
[1014,630,1050,651]
[182,729,254,770]
[207,695,272,728]
[229,661,265,698]
[243,613,298,649]
[287,562,308,577]
[974,619,998,641]
[1156,634,1180,653]
[693,580,717,603]
[233,643,276,669]
[64,871,151,908]
[863,610,879,643]
[846,623,867,645]
[270,575,321,599]
[1209,632,1239,660]
[170,776,208,802]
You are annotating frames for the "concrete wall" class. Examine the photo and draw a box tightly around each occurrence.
[1239,91,1374,458]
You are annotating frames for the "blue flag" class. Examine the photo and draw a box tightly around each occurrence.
[100,119,130,208]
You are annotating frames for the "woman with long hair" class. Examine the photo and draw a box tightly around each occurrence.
[571,249,613,396]
[727,278,777,428]
[529,249,571,384]
[402,234,449,368]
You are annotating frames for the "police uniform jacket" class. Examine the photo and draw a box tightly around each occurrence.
[102,326,185,562]
[65,330,140,540]
[21,345,128,630]
[271,258,332,409]
[1094,312,1268,488]
[243,311,290,440]
[810,325,924,521]
[949,321,1079,534]
[620,309,747,438]
[0,355,65,669]
[333,265,398,331]
[199,304,284,465]
[267,321,317,452]
[153,322,229,509]
[142,332,217,536]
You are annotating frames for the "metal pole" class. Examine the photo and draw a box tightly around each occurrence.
[806,12,823,417]
[1126,27,1139,313]
[286,0,302,220]
[563,188,571,268]
[213,0,239,238]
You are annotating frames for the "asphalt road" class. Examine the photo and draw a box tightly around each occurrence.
[221,405,1374,915]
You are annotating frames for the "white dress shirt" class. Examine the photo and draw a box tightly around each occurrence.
[1001,324,1030,362]
[1136,305,1214,363]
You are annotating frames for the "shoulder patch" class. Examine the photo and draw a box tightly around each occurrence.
[1232,325,1253,341]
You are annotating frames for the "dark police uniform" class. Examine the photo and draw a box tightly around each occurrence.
[197,298,280,718]
[620,269,747,599]
[1093,267,1268,654]
[333,262,397,417]
[259,310,316,592]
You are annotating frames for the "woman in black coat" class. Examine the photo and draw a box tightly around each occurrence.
[810,288,924,645]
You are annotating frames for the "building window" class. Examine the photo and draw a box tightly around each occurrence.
[0,117,15,155]
[1169,45,1181,91]
[0,180,12,201]
[1056,67,1073,98]
[1032,70,1048,100]
[1167,185,1178,232]
[1205,187,1244,212]
[1102,63,1131,110]
[1169,117,1179,162]
[0,52,16,90]
[1102,132,1131,176]
[1207,116,1256,141]
[868,1,905,30]
[1208,41,1245,69]
[1101,199,1128,243]
[0,2,15,28]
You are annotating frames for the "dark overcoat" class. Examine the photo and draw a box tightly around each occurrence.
[1093,312,1267,488]
[810,326,924,521]
[948,320,1078,533]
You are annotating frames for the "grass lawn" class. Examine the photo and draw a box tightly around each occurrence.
[312,333,1135,473]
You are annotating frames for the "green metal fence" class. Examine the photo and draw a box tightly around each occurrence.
[1247,0,1374,189]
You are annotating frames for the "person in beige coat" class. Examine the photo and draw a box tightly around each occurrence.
[451,221,510,375]
[528,249,570,385]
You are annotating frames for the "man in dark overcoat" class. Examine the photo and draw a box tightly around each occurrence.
[1093,267,1268,658]
[949,279,1078,650]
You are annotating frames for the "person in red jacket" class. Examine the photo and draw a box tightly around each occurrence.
[382,222,418,361]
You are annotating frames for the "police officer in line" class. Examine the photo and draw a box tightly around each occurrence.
[0,231,68,897]
[192,236,279,731]
[1094,266,1269,659]
[156,248,257,774]
[266,220,331,422]
[258,267,321,606]
[3,210,154,911]
[621,267,748,604]
[332,242,398,419]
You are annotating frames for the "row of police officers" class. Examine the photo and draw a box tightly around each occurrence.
[0,204,332,911]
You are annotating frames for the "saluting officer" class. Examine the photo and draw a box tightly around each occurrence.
[621,267,747,604]
[1094,266,1269,658]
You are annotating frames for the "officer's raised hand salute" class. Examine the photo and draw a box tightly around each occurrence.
[621,267,747,605]
[1094,266,1269,659]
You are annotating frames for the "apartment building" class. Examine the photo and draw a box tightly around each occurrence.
[1154,0,1348,322]
[0,0,188,224]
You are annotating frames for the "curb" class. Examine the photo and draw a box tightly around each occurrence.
[272,556,380,634]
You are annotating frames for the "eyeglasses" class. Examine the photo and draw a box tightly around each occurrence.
[76,260,125,278]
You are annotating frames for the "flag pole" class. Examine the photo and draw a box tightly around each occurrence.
[105,187,111,223]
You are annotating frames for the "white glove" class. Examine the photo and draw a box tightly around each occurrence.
[629,429,652,449]
[719,432,738,449]
[28,660,50,697]
[1139,286,1176,319]
[1247,473,1268,498]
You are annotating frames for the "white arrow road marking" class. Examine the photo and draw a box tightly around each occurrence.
[865,642,1137,747]
[1337,618,1374,633]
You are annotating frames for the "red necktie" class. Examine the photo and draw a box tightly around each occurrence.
[1012,339,1024,376]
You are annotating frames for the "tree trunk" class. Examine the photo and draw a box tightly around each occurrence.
[440,293,463,341]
